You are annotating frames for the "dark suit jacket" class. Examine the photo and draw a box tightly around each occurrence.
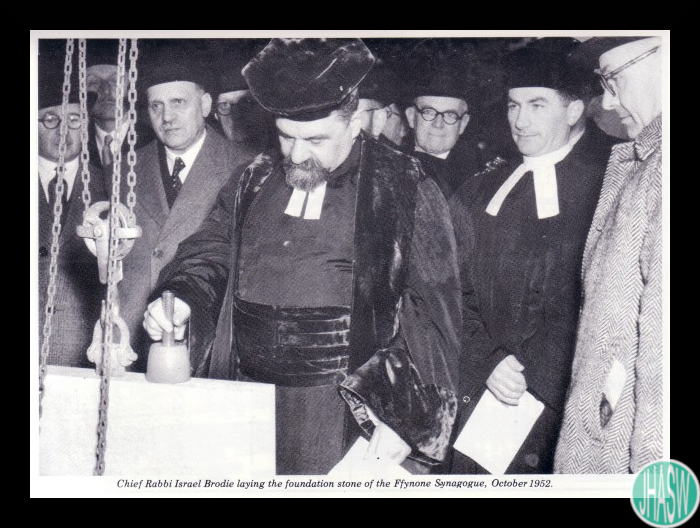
[38,164,108,367]
[117,127,255,370]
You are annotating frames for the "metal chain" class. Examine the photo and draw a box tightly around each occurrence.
[125,39,139,222]
[78,39,92,214]
[94,38,128,476]
[39,39,74,418]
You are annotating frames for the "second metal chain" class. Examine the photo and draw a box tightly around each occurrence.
[78,39,92,215]
[39,39,75,418]
[125,39,139,223]
[94,38,129,477]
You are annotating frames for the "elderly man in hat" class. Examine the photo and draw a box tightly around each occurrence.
[212,40,275,153]
[403,69,480,201]
[143,38,461,475]
[118,40,256,372]
[554,37,663,474]
[38,40,108,367]
[449,38,612,474]
[84,39,152,169]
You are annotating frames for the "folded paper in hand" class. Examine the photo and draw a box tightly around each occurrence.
[328,437,410,477]
[453,390,544,474]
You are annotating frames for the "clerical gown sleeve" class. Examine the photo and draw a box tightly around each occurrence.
[448,189,510,385]
[339,178,461,464]
[150,173,238,372]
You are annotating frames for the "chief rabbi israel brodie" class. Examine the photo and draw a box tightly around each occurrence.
[143,39,462,475]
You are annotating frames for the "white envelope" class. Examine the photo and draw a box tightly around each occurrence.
[603,359,627,411]
[453,390,544,474]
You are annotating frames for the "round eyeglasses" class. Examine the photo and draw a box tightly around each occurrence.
[38,113,82,130]
[413,104,466,125]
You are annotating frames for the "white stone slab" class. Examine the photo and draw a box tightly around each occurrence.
[39,366,275,476]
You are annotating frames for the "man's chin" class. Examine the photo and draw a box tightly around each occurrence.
[287,178,326,193]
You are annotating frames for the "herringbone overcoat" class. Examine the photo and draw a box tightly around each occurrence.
[554,116,663,474]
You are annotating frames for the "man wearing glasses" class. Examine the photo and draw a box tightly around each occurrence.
[38,40,107,367]
[403,71,476,200]
[117,40,255,372]
[555,37,663,474]
[449,38,612,474]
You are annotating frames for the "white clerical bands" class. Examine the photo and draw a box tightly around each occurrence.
[284,182,328,220]
[486,132,583,220]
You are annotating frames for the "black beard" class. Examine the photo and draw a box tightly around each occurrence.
[283,156,331,192]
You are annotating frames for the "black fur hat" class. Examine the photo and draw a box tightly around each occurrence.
[243,38,375,121]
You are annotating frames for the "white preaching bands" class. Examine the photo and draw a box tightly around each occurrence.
[486,130,584,220]
[284,182,328,220]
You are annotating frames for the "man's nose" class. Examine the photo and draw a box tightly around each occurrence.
[162,104,175,123]
[289,140,309,165]
[431,115,446,129]
[100,80,116,99]
[601,89,618,111]
[514,108,529,130]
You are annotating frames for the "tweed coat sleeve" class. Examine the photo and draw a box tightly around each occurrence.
[630,159,663,472]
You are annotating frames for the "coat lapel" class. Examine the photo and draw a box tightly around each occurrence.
[581,142,632,280]
[133,141,169,228]
[159,131,229,241]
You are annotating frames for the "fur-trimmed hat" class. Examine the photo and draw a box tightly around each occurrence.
[243,38,375,121]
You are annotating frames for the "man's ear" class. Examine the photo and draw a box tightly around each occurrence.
[371,106,390,138]
[405,106,416,130]
[201,92,213,118]
[566,99,585,127]
[458,113,471,135]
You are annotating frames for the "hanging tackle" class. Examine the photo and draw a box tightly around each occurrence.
[76,39,141,377]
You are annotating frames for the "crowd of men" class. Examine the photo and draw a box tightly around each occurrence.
[37,36,664,476]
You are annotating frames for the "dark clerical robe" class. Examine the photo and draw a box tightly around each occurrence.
[411,145,480,202]
[153,135,462,475]
[449,127,612,474]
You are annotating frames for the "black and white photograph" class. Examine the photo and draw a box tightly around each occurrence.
[30,30,670,498]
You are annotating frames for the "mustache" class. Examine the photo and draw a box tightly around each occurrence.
[283,156,330,192]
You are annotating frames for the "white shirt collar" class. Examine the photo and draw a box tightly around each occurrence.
[38,156,80,203]
[165,130,207,184]
[486,130,585,220]
[95,120,130,165]
[522,129,584,169]
[415,144,451,160]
